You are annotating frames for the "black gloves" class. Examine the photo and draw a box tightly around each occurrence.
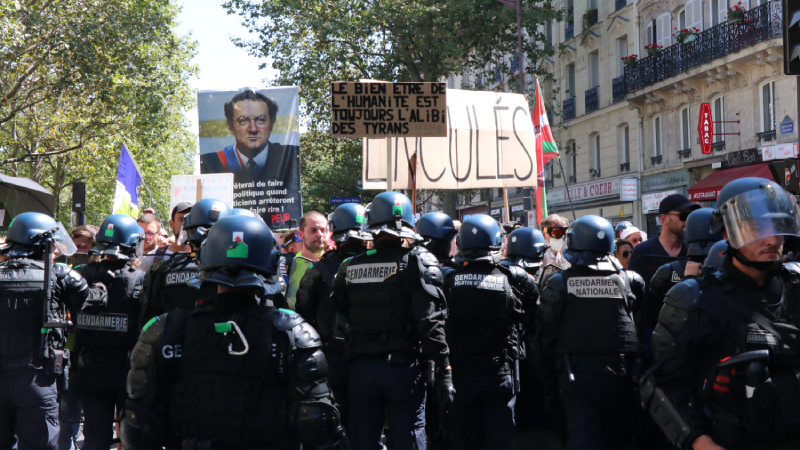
[436,365,456,407]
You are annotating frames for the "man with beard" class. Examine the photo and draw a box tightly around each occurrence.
[286,211,329,309]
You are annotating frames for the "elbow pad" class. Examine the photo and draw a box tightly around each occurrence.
[295,401,348,449]
[119,399,165,450]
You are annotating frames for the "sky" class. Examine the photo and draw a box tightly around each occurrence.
[176,0,276,172]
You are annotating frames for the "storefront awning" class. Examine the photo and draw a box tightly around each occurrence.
[688,163,775,201]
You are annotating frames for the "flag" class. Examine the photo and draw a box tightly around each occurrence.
[112,144,143,217]
[532,77,559,225]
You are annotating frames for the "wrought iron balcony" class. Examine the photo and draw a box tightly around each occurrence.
[757,129,777,142]
[620,162,630,172]
[565,23,574,41]
[615,0,627,11]
[545,179,554,188]
[585,86,599,114]
[712,141,726,152]
[651,155,663,165]
[612,76,626,104]
[563,96,576,122]
[624,1,782,94]
[568,175,577,183]
[678,149,692,159]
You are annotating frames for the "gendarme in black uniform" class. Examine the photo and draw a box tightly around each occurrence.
[0,213,107,450]
[74,214,145,450]
[445,215,539,449]
[535,215,645,449]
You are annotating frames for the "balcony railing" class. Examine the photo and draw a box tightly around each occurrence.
[678,149,692,159]
[563,96,576,122]
[624,1,782,94]
[612,76,626,103]
[565,23,574,41]
[615,0,627,11]
[651,155,663,165]
[585,86,599,114]
[757,129,777,142]
[712,141,726,152]
[620,162,630,172]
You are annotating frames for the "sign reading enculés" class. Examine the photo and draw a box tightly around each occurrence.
[331,82,447,138]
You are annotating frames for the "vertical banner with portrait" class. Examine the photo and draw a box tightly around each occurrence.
[198,87,302,230]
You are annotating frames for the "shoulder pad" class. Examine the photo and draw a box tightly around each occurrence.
[783,261,800,277]
[651,263,673,284]
[53,262,74,278]
[663,278,701,311]
[499,263,528,284]
[60,266,88,290]
[273,308,306,331]
[624,269,645,287]
[543,272,567,291]
[139,314,169,344]
[411,246,441,267]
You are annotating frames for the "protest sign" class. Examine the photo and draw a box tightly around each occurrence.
[362,89,536,190]
[170,174,235,211]
[198,87,301,230]
[331,82,447,138]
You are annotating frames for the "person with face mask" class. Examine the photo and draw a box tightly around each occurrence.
[539,214,571,286]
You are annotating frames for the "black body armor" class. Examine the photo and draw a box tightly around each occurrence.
[142,252,216,325]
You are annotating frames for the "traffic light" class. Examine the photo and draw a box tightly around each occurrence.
[784,0,800,75]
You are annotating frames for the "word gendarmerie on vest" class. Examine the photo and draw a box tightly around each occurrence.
[165,270,197,286]
[567,277,623,298]
[452,274,505,291]
[346,263,398,283]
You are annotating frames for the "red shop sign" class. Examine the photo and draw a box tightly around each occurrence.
[698,103,713,154]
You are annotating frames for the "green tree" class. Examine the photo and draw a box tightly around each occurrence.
[224,0,561,215]
[0,0,197,226]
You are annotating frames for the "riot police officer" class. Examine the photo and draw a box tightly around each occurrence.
[643,208,723,343]
[703,239,728,269]
[444,215,538,449]
[0,213,107,449]
[121,214,347,449]
[535,215,645,450]
[331,191,451,450]
[416,211,458,272]
[500,227,548,280]
[141,198,231,324]
[295,202,369,427]
[642,178,800,450]
[74,215,145,450]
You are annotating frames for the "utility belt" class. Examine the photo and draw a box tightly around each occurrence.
[355,351,417,366]
[74,345,131,370]
[558,353,642,381]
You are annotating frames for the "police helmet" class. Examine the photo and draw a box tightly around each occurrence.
[230,208,257,218]
[506,227,547,260]
[365,192,416,239]
[565,215,615,257]
[684,208,724,258]
[181,198,232,248]
[4,212,61,257]
[91,214,142,259]
[458,214,502,250]
[330,203,369,243]
[417,212,457,241]
[615,221,634,237]
[703,240,728,269]
[194,215,281,294]
[709,177,800,249]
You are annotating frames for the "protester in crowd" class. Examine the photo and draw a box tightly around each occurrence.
[615,221,634,239]
[628,194,699,292]
[286,211,329,309]
[540,214,570,270]
[138,202,192,272]
[279,227,301,284]
[620,226,647,247]
[69,224,99,266]
[615,238,633,269]
[136,208,167,256]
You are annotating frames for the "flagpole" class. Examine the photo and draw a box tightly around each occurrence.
[555,154,577,220]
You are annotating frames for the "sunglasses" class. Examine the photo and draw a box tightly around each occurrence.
[665,211,691,221]
[621,250,631,258]
[544,226,568,239]
[144,231,157,238]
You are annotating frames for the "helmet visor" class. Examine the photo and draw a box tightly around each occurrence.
[53,223,77,257]
[721,187,800,249]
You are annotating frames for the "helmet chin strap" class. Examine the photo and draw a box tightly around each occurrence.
[730,246,781,271]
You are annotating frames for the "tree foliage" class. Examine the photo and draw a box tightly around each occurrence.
[224,0,561,214]
[0,0,197,226]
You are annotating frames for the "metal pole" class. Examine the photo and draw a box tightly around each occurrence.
[386,137,393,192]
[556,154,577,220]
[503,188,511,222]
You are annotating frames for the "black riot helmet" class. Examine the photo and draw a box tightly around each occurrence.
[615,221,634,238]
[230,208,257,218]
[330,203,369,243]
[92,214,142,260]
[417,212,457,241]
[3,212,75,258]
[703,240,728,269]
[181,198,232,248]
[458,214,502,250]
[684,208,724,260]
[506,227,548,261]
[365,192,416,239]
[564,215,615,266]
[194,215,281,294]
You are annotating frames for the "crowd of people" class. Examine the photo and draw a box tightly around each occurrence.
[0,176,799,450]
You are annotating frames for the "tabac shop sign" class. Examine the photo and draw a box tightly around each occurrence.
[698,102,713,154]
[547,179,620,205]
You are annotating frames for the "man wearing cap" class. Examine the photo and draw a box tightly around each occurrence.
[138,202,193,272]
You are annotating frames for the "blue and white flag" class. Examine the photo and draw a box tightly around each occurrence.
[112,145,142,217]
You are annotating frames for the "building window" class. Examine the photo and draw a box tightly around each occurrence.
[680,107,691,150]
[566,63,576,97]
[591,133,601,177]
[761,81,776,132]
[618,125,630,166]
[617,37,628,76]
[654,116,662,156]
[713,96,725,142]
[686,0,704,31]
[545,20,553,44]
[589,51,599,88]
[679,9,686,30]
[656,12,672,48]
[711,0,726,27]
